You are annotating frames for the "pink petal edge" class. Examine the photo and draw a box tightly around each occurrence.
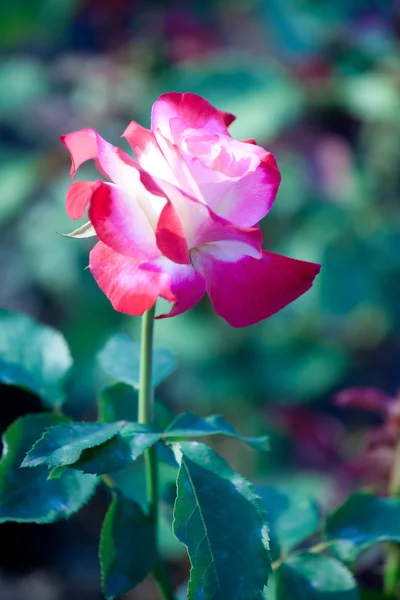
[192,249,321,327]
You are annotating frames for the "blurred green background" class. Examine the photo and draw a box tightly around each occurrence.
[1,0,399,598]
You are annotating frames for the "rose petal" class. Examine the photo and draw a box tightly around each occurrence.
[151,175,262,253]
[156,200,190,264]
[88,182,160,260]
[151,92,232,143]
[216,152,281,227]
[147,258,206,319]
[122,120,178,185]
[89,242,173,315]
[61,128,138,190]
[89,242,205,317]
[192,249,321,327]
[65,181,99,220]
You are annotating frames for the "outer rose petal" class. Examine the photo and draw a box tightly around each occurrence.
[151,92,233,142]
[192,249,321,327]
[89,242,173,316]
[89,242,205,317]
[88,182,160,260]
[66,181,99,220]
[61,128,138,190]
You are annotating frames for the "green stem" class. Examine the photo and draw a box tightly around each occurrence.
[138,306,175,600]
[384,437,400,598]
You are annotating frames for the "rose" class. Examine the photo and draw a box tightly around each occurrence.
[61,92,320,327]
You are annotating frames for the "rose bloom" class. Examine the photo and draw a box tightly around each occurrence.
[61,92,320,327]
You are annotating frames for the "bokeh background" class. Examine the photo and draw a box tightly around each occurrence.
[1,0,400,598]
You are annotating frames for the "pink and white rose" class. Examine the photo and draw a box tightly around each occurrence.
[61,92,320,327]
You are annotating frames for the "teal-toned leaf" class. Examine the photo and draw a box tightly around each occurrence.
[257,486,320,560]
[98,383,174,430]
[0,414,98,523]
[0,310,72,408]
[98,333,176,389]
[98,383,139,423]
[172,441,270,600]
[325,493,400,563]
[100,490,156,599]
[164,412,268,450]
[58,221,96,239]
[47,466,66,480]
[275,553,359,600]
[72,423,161,474]
[104,461,183,559]
[22,422,123,468]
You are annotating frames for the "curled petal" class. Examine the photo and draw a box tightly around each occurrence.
[88,182,159,260]
[151,92,233,142]
[61,128,138,190]
[66,181,99,220]
[192,249,321,327]
[89,242,205,318]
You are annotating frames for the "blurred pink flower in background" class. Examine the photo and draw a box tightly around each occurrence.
[62,92,320,326]
[335,386,400,494]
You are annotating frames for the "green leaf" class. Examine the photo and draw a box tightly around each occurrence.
[172,441,270,600]
[360,591,395,600]
[0,414,98,523]
[100,490,156,599]
[98,333,176,389]
[98,383,139,423]
[164,412,268,450]
[325,493,400,563]
[22,422,123,468]
[0,310,72,409]
[58,221,96,238]
[257,486,320,560]
[72,423,161,474]
[98,383,174,430]
[275,553,359,600]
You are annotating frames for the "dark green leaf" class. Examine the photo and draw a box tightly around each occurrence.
[22,422,123,468]
[104,461,183,559]
[98,383,174,430]
[325,493,400,563]
[172,441,270,600]
[0,310,72,408]
[164,412,268,450]
[0,414,98,523]
[360,590,395,600]
[275,553,359,600]
[98,333,176,389]
[73,423,161,474]
[257,486,320,560]
[100,490,156,599]
[98,383,138,423]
